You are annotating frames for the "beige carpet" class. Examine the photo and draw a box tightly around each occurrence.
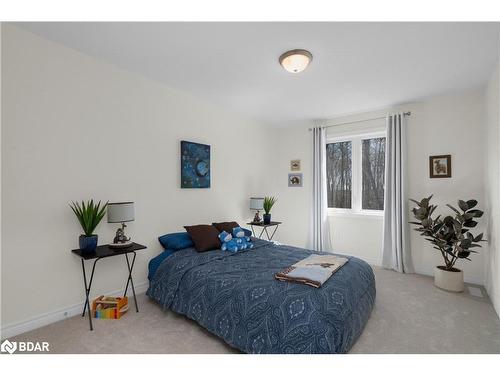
[10,267,500,354]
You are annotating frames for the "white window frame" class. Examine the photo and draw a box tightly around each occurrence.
[326,131,386,218]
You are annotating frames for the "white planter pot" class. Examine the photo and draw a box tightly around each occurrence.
[434,266,464,292]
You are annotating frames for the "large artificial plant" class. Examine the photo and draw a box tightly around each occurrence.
[263,196,277,214]
[409,196,485,271]
[69,200,108,236]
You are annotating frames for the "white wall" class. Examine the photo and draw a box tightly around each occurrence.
[485,45,500,317]
[264,124,312,247]
[270,89,488,285]
[405,90,487,284]
[1,25,271,335]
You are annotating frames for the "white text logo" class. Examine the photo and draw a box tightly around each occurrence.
[1,339,50,354]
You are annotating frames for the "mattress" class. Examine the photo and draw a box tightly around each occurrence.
[147,238,375,354]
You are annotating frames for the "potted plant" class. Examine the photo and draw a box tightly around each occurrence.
[410,196,485,292]
[70,200,108,253]
[263,196,277,225]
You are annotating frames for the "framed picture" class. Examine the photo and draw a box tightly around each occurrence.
[290,159,301,171]
[288,173,303,187]
[429,155,451,178]
[181,141,211,188]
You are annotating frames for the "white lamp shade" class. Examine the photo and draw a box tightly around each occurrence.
[107,202,135,223]
[250,197,264,210]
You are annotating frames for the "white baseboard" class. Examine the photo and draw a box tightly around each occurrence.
[413,269,484,286]
[355,256,382,267]
[334,252,382,268]
[341,253,485,286]
[0,281,149,339]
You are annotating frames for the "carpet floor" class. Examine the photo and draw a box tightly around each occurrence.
[10,267,500,354]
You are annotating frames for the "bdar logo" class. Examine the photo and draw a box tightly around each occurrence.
[1,339,17,354]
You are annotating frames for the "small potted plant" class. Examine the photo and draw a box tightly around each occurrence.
[263,196,277,225]
[410,196,485,292]
[70,200,108,253]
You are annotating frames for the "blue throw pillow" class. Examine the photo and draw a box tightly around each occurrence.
[243,228,252,237]
[158,232,194,251]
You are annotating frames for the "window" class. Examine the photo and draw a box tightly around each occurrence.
[326,133,386,215]
[362,137,386,210]
[326,141,352,209]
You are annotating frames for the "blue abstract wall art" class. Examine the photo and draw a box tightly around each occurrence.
[181,141,211,188]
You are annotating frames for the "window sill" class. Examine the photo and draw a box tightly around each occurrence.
[328,210,384,219]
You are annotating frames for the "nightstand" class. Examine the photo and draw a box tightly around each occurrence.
[246,221,282,241]
[71,242,147,331]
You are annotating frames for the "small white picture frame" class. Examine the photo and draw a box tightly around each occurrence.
[290,159,301,171]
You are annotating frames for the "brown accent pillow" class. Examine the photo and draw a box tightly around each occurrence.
[212,221,241,234]
[184,224,221,252]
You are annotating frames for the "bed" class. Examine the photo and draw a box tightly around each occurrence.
[147,238,375,354]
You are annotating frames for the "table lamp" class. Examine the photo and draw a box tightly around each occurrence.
[107,202,135,248]
[250,197,264,223]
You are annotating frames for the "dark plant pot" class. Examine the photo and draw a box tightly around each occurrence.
[263,214,271,225]
[79,234,98,254]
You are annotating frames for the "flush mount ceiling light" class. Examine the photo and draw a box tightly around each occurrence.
[279,49,313,73]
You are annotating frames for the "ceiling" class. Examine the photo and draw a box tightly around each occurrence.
[16,22,499,126]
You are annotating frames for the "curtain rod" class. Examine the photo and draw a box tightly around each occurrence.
[308,111,411,131]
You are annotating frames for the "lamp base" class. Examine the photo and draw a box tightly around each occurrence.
[112,222,131,245]
[109,241,133,249]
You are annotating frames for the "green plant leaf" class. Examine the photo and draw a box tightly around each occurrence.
[446,204,460,214]
[70,199,108,236]
[466,200,478,209]
[443,216,454,226]
[263,196,277,214]
[421,197,430,208]
[421,218,432,228]
[468,209,483,218]
[409,198,421,206]
[458,200,469,211]
[463,220,478,228]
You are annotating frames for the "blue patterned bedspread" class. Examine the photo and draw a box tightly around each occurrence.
[147,239,376,354]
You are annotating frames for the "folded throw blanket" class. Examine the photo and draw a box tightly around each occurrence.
[275,254,349,288]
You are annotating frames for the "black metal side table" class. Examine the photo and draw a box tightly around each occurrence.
[71,242,147,331]
[246,221,282,241]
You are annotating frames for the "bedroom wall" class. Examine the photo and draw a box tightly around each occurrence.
[1,25,272,336]
[485,47,500,317]
[269,89,488,285]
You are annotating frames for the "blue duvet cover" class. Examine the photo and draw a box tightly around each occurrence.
[147,239,375,354]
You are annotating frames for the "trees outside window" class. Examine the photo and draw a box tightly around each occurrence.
[326,141,352,208]
[362,137,386,210]
[326,133,385,214]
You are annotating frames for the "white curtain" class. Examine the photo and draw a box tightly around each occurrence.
[382,113,414,273]
[310,126,332,252]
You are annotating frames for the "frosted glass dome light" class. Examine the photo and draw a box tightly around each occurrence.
[279,49,313,73]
